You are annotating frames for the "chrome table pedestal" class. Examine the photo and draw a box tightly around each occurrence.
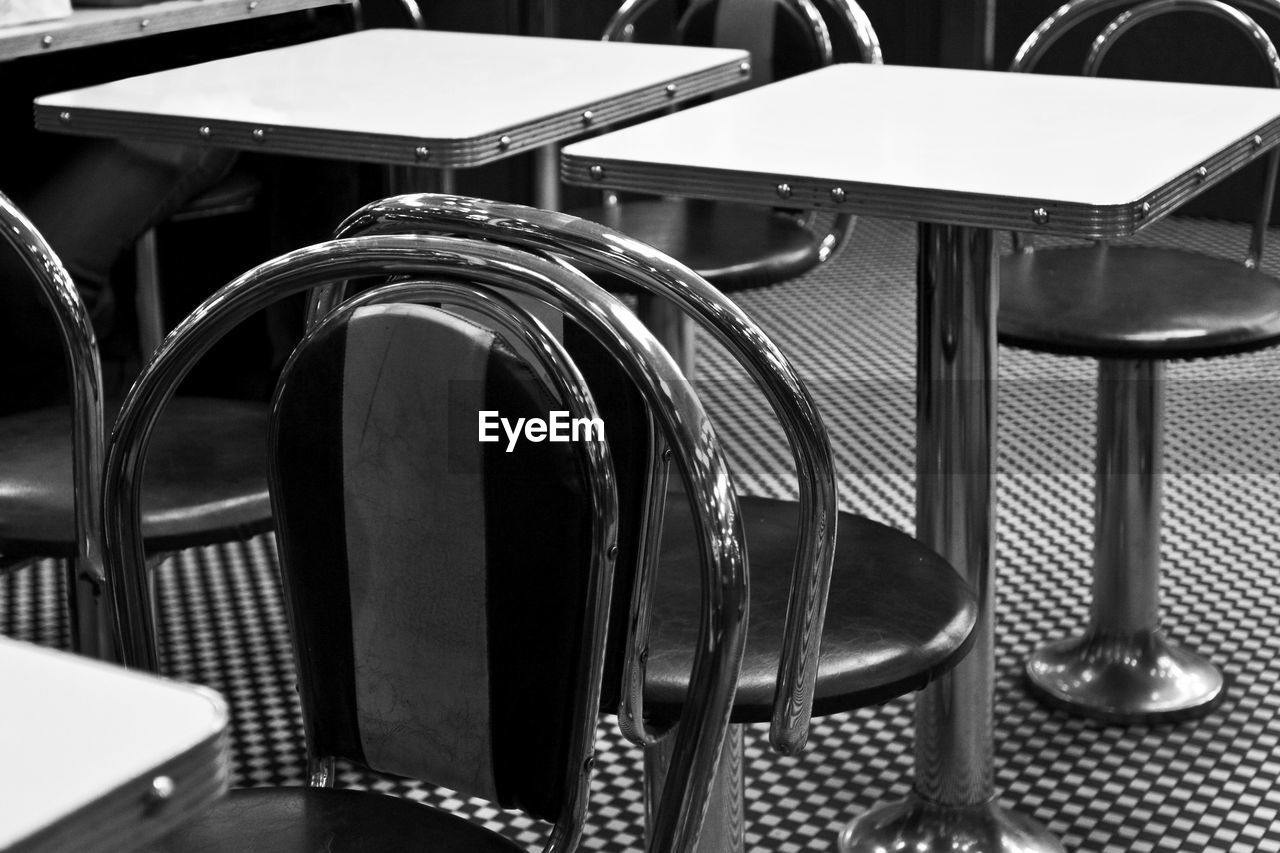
[839,224,1062,853]
[1024,358,1224,723]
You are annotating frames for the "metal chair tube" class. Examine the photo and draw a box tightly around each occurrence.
[0,192,109,656]
[1014,0,1280,72]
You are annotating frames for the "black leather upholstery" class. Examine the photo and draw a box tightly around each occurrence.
[646,495,978,722]
[271,304,593,823]
[1000,245,1280,359]
[141,788,528,853]
[0,397,271,560]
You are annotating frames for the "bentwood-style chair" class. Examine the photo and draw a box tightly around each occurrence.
[1000,0,1280,722]
[323,195,979,849]
[0,191,271,658]
[105,234,748,852]
[571,0,882,367]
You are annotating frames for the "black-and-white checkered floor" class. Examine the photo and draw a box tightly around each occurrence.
[4,215,1279,851]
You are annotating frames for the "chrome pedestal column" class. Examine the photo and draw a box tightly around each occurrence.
[840,223,1062,853]
[1024,358,1224,723]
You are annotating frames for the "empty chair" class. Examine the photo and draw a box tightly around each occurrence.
[571,0,882,367]
[1000,0,1280,722]
[0,191,271,658]
[326,194,979,849]
[104,233,749,852]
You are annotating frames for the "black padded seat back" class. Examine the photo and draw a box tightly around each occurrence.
[679,0,830,87]
[270,302,593,823]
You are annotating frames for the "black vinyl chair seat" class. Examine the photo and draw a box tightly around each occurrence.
[1000,244,1280,359]
[0,396,270,560]
[570,199,822,294]
[142,787,528,853]
[645,496,978,722]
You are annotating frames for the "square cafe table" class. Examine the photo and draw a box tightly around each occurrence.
[562,62,1280,852]
[0,0,350,61]
[0,636,229,852]
[31,27,749,208]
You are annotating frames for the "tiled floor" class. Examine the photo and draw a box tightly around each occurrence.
[4,215,1279,851]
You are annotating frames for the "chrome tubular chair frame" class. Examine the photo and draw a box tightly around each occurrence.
[104,233,748,853]
[320,192,839,756]
[606,0,833,58]
[0,191,110,656]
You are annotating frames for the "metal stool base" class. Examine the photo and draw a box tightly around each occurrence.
[1025,629,1225,724]
[838,792,1063,853]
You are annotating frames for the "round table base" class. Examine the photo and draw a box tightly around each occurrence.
[1025,630,1225,724]
[838,793,1063,853]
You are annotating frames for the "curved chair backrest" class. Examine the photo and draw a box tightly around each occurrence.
[0,191,107,653]
[103,233,747,853]
[317,193,840,757]
[274,289,613,850]
[1011,0,1280,264]
[601,0,882,262]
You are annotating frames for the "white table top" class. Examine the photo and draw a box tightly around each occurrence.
[35,28,748,167]
[0,0,349,61]
[0,637,229,852]
[562,63,1280,237]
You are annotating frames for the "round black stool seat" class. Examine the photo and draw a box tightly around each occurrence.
[570,198,822,295]
[0,397,271,559]
[142,787,528,853]
[999,245,1280,359]
[645,496,978,723]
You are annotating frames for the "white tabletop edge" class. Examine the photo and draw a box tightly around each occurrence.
[0,637,229,848]
[34,30,749,165]
[562,64,1280,235]
[0,0,351,61]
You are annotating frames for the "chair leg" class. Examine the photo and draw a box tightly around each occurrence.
[644,723,744,853]
[135,228,166,356]
[1024,357,1224,723]
[68,559,117,661]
